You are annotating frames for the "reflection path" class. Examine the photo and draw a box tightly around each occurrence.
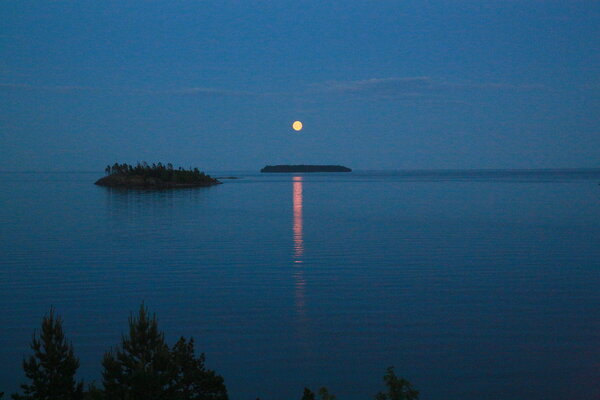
[292,176,306,319]
[293,176,304,262]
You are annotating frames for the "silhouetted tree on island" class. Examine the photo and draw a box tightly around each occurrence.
[96,162,219,188]
[12,308,83,400]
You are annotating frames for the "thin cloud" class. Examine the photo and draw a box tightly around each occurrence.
[311,77,546,99]
[0,82,97,91]
[446,80,547,91]
[0,82,253,96]
[315,77,436,98]
[0,78,547,99]
[161,87,254,96]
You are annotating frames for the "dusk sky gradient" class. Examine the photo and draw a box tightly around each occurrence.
[1,1,599,171]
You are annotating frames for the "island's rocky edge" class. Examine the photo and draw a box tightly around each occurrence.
[261,165,352,173]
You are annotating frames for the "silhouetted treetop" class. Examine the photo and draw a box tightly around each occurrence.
[11,307,419,400]
[102,304,228,400]
[12,307,83,400]
[375,367,419,400]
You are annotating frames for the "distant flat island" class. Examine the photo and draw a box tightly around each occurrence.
[261,165,352,173]
[95,162,221,189]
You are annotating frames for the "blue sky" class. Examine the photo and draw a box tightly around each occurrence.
[1,1,599,171]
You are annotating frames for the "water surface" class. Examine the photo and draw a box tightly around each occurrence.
[1,169,599,399]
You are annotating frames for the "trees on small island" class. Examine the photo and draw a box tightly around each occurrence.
[97,162,220,188]
[11,307,418,400]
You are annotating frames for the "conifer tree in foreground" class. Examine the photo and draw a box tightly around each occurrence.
[374,367,419,400]
[171,337,228,400]
[102,304,228,400]
[300,367,418,400]
[102,304,174,399]
[301,387,315,400]
[299,386,334,400]
[12,308,83,400]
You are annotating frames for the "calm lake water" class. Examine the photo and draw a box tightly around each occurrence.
[1,169,599,399]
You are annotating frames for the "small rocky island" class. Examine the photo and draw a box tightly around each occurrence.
[95,162,221,189]
[261,165,352,173]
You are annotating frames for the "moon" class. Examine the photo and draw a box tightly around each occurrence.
[292,121,303,131]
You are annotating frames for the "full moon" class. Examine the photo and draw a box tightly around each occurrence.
[292,121,303,131]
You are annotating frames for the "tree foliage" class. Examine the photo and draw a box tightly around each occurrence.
[317,387,335,400]
[300,387,334,400]
[104,162,216,185]
[12,308,83,400]
[12,307,419,400]
[301,388,315,400]
[374,367,418,400]
[300,367,417,400]
[102,304,177,399]
[102,304,228,400]
[171,337,227,400]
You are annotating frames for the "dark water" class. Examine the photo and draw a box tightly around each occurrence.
[1,170,599,399]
